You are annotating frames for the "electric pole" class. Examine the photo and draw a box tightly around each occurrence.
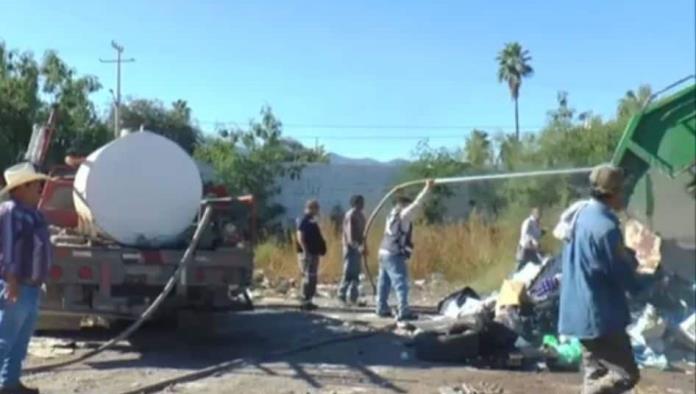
[100,41,135,139]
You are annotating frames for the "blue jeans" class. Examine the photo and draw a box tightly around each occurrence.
[376,254,410,317]
[0,280,40,388]
[338,247,361,302]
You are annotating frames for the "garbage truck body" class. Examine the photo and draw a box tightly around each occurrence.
[611,80,696,280]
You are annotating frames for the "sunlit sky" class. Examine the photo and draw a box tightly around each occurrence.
[2,0,694,160]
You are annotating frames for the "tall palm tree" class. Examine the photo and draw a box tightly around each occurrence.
[497,42,534,140]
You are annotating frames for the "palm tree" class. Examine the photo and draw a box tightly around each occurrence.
[617,85,652,119]
[497,42,534,140]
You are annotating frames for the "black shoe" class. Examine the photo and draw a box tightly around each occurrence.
[376,310,393,318]
[0,383,40,394]
[355,299,367,307]
[397,312,418,322]
[300,301,319,311]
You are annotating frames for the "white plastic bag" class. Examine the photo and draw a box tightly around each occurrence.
[553,200,590,241]
[629,304,667,353]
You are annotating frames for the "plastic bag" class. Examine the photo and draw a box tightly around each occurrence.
[542,335,583,367]
[629,304,667,353]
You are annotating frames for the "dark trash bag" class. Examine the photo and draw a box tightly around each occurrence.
[413,320,518,363]
[414,330,480,363]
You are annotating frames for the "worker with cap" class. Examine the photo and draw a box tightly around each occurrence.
[376,179,435,321]
[0,162,51,394]
[295,199,326,310]
[559,163,655,394]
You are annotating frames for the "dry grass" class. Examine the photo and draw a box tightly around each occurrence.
[254,205,566,293]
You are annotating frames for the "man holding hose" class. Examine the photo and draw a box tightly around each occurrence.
[376,180,434,321]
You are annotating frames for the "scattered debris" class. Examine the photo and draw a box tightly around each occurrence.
[629,304,667,354]
[28,337,77,359]
[439,382,504,394]
[624,219,662,274]
[675,313,695,350]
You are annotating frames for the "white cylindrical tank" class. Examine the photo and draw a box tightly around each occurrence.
[74,131,203,247]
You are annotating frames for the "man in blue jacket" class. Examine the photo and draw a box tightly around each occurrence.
[559,164,652,394]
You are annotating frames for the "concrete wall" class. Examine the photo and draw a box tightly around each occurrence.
[273,163,473,226]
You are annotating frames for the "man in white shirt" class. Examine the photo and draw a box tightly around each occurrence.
[376,180,434,321]
[516,207,543,271]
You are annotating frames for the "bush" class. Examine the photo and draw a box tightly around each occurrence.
[254,208,565,293]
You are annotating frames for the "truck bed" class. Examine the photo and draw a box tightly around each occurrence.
[42,242,253,320]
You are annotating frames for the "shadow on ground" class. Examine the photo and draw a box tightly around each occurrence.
[35,309,432,393]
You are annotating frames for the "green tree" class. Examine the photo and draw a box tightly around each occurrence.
[0,43,107,169]
[118,99,201,153]
[547,91,575,129]
[464,129,492,168]
[195,106,325,232]
[617,84,652,119]
[402,141,469,223]
[494,132,523,171]
[39,50,110,162]
[496,42,534,140]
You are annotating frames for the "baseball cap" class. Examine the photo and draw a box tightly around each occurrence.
[589,163,624,195]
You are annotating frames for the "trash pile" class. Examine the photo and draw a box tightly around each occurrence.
[405,218,696,373]
[404,255,567,370]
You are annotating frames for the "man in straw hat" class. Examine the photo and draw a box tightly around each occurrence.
[0,162,51,394]
[559,163,655,394]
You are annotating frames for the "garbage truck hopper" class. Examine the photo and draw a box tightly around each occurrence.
[611,78,696,280]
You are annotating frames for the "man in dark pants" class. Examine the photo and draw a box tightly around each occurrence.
[295,199,326,310]
[0,163,52,394]
[559,164,654,394]
[338,195,366,306]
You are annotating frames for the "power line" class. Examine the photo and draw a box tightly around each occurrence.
[195,120,544,130]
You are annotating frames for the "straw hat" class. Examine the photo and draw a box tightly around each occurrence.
[0,162,50,195]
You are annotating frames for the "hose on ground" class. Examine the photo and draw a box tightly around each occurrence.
[119,326,390,394]
[361,166,595,294]
[24,205,215,374]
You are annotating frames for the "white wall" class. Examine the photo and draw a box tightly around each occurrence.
[273,163,473,226]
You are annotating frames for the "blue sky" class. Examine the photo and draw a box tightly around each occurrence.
[2,0,694,161]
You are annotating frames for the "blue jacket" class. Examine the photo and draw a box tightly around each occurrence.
[558,199,644,339]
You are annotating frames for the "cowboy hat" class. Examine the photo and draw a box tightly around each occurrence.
[0,162,50,195]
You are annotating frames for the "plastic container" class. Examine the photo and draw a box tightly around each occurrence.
[73,131,202,247]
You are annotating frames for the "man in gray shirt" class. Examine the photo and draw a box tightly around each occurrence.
[338,195,366,305]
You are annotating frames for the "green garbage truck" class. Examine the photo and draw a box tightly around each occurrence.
[611,76,696,280]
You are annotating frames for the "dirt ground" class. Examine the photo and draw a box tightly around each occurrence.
[22,296,696,394]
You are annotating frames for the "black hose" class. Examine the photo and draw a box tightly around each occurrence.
[24,206,214,374]
[119,328,387,394]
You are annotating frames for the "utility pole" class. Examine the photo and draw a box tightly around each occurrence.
[100,41,135,139]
